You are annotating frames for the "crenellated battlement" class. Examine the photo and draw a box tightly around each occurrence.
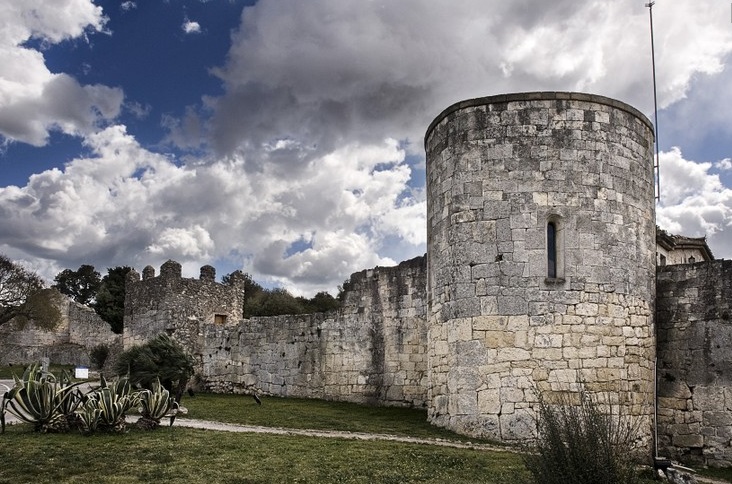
[123,260,244,352]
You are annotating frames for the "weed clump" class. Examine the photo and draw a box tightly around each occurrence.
[523,384,644,484]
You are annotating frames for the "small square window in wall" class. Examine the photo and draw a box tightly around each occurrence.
[214,314,228,325]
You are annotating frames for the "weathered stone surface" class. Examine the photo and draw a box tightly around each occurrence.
[0,298,120,366]
[425,92,656,444]
[665,468,698,484]
[673,433,704,448]
[123,261,245,352]
[657,260,732,467]
[195,256,428,408]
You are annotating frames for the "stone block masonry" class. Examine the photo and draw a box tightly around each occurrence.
[9,91,730,461]
[123,260,245,353]
[0,298,120,367]
[200,256,428,407]
[657,260,732,467]
[425,92,657,444]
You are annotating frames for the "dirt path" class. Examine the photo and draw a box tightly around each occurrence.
[167,416,511,452]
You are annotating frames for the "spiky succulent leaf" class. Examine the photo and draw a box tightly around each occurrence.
[110,376,134,400]
[77,399,102,433]
[94,386,136,432]
[4,377,57,429]
[138,379,178,423]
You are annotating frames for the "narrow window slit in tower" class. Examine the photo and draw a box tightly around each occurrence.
[547,222,557,279]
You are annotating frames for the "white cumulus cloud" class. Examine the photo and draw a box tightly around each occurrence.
[0,125,422,295]
[2,0,732,295]
[205,0,732,161]
[0,0,123,146]
[182,20,201,34]
[657,148,732,257]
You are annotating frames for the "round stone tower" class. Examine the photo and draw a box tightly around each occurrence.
[425,92,656,443]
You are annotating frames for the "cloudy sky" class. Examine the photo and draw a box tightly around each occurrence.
[1,0,731,296]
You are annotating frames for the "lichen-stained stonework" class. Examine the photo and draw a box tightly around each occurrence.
[201,257,429,407]
[425,92,657,442]
[657,261,732,467]
[121,257,428,408]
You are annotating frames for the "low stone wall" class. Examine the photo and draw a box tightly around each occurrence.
[656,260,732,467]
[199,256,429,407]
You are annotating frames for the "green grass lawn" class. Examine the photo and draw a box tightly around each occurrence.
[0,422,528,484]
[0,377,677,484]
[0,391,663,484]
[699,467,732,483]
[181,392,495,443]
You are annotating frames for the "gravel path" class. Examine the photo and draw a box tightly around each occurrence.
[164,416,511,452]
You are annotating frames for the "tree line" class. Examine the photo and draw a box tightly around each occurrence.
[0,254,343,335]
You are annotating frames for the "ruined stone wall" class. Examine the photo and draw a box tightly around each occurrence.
[200,257,428,407]
[425,92,657,443]
[0,298,120,367]
[657,260,732,467]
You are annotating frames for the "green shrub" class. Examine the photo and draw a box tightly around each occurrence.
[523,384,643,484]
[113,334,194,402]
[89,343,110,370]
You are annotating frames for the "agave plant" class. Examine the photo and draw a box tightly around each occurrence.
[136,378,179,430]
[53,368,85,431]
[1,382,10,433]
[82,374,138,433]
[1,364,84,433]
[77,400,102,434]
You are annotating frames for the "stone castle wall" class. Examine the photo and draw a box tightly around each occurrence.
[5,257,732,465]
[657,260,732,467]
[424,92,657,442]
[6,91,732,463]
[0,298,120,367]
[123,261,244,352]
[186,257,428,407]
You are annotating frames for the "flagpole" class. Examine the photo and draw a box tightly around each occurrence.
[646,1,661,466]
[647,1,660,202]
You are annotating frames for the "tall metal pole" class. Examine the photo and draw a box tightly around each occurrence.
[647,1,661,202]
[646,1,661,464]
